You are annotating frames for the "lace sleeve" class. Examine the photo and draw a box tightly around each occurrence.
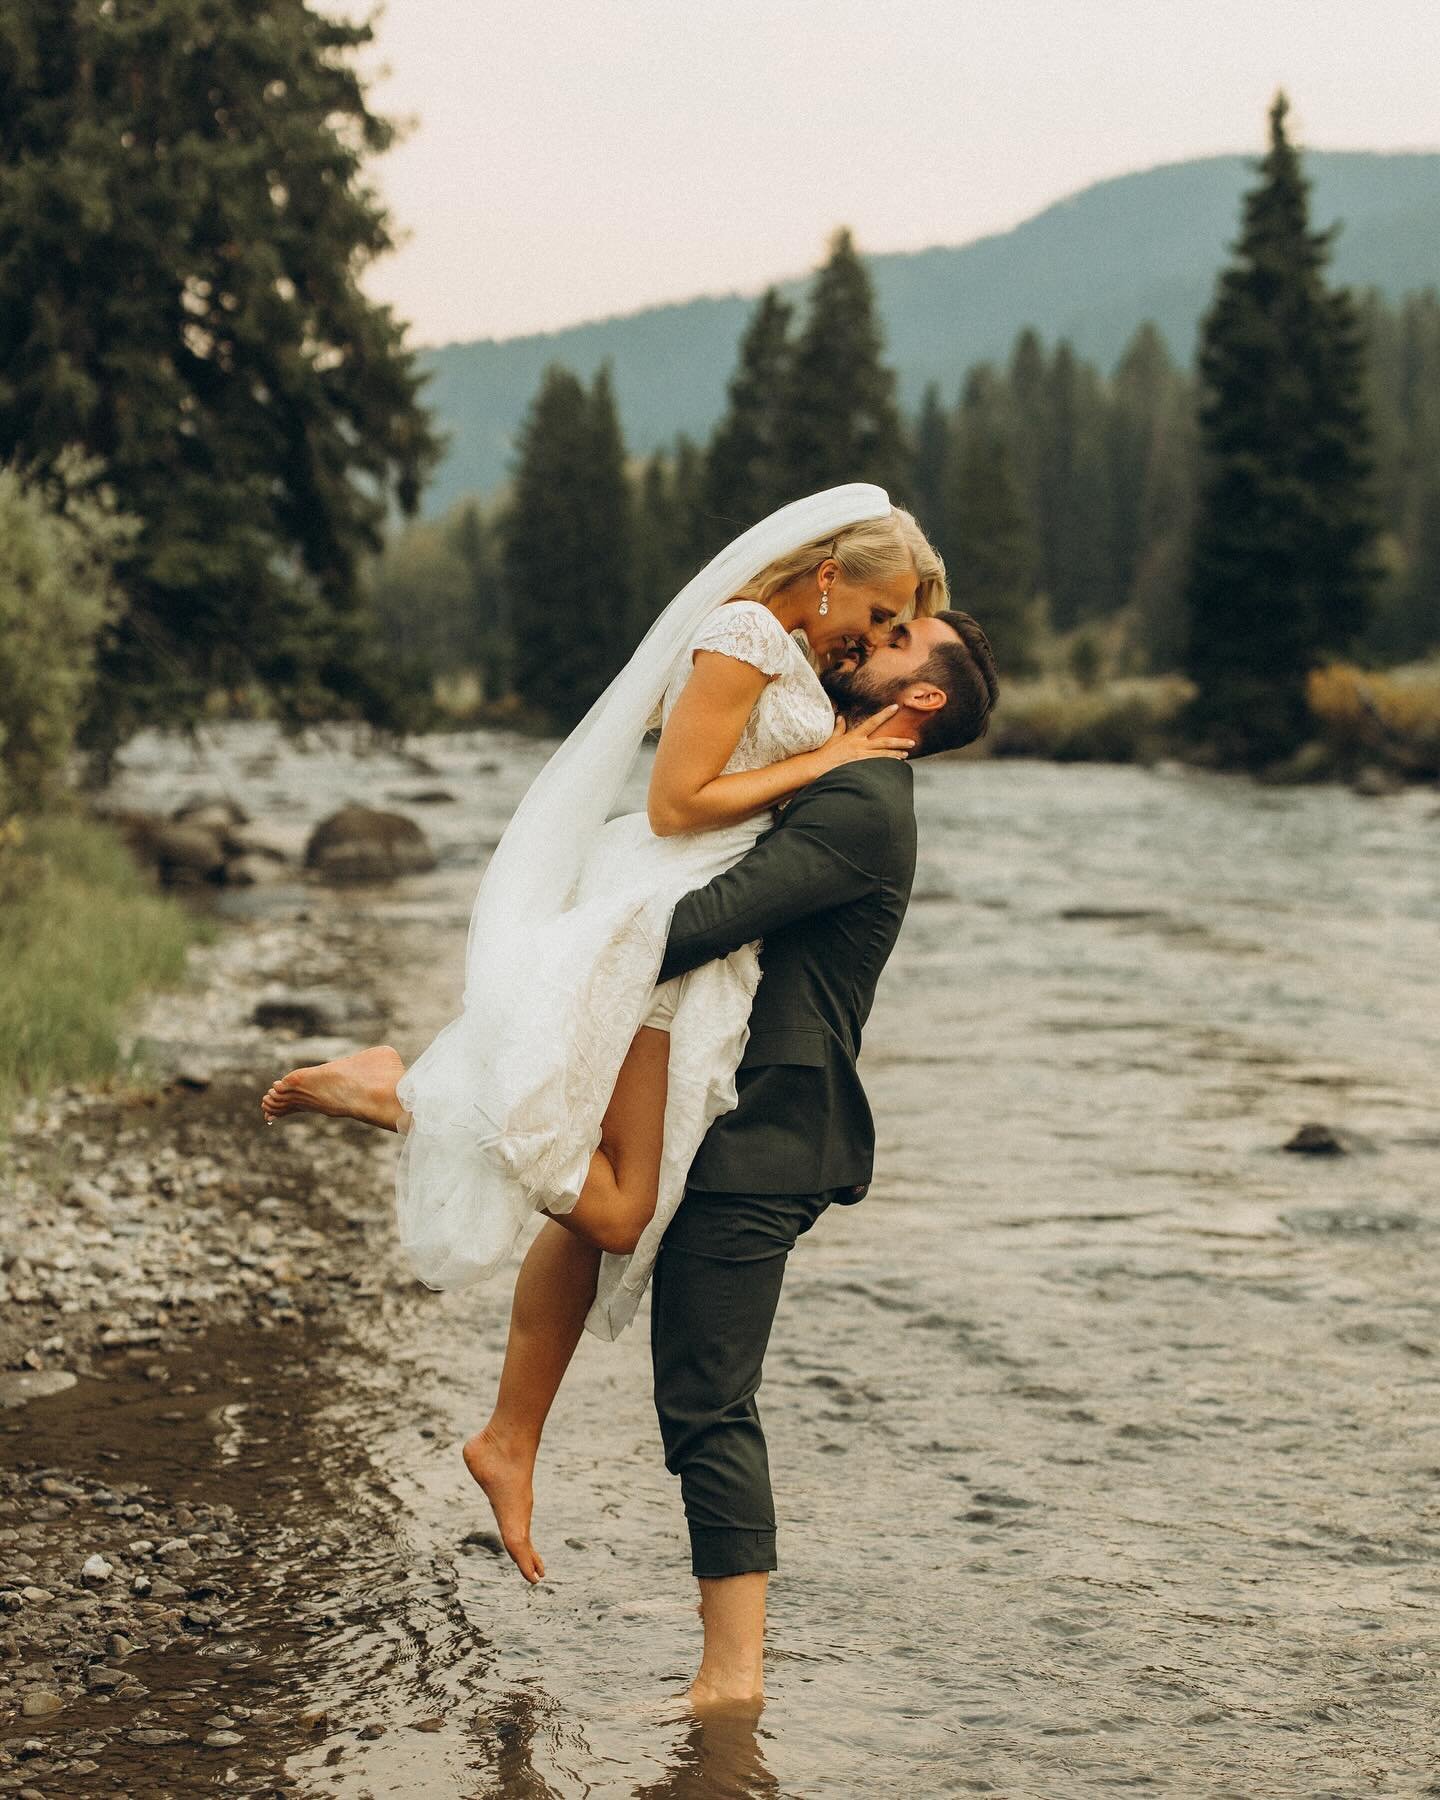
[688,602,792,678]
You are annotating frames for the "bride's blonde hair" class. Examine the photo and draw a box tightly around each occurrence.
[731,504,947,619]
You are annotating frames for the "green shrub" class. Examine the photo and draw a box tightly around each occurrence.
[0,809,213,1130]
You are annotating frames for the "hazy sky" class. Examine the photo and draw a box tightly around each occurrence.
[348,0,1440,349]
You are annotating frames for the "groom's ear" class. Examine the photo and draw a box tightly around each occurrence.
[901,682,947,715]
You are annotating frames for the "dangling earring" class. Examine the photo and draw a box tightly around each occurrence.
[819,589,830,617]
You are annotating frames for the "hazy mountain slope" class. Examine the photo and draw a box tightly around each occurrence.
[417,151,1440,513]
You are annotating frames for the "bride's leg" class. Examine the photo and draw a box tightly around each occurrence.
[545,1026,669,1257]
[463,1219,601,1584]
[259,1044,413,1132]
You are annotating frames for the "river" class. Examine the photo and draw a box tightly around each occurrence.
[15,722,1440,1795]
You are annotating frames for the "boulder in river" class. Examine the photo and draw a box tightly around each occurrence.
[101,804,290,887]
[252,985,372,1035]
[1284,1121,1351,1155]
[1351,764,1405,798]
[0,1368,78,1407]
[172,795,250,832]
[304,805,436,881]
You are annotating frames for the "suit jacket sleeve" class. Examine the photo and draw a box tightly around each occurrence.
[657,762,905,982]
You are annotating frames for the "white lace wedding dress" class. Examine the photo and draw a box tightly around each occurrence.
[394,599,837,1339]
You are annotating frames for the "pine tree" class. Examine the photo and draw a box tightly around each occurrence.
[1039,342,1117,630]
[910,382,951,559]
[702,287,794,539]
[775,228,907,498]
[1110,324,1198,670]
[503,364,633,726]
[0,0,442,762]
[1184,93,1380,764]
[1360,289,1440,661]
[583,364,637,668]
[448,500,510,682]
[946,372,1037,673]
[633,452,679,638]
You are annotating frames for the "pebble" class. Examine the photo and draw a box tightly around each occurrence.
[203,1729,244,1748]
[127,1727,188,1746]
[20,1691,63,1718]
[80,1553,113,1584]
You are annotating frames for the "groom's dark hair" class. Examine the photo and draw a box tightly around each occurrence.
[912,610,999,757]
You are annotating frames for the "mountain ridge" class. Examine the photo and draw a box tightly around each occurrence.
[415,150,1440,514]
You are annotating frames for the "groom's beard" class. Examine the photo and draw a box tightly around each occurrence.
[819,655,908,727]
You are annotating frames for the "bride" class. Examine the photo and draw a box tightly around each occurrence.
[261,484,947,1557]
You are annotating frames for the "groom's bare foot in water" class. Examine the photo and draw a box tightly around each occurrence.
[463,1428,545,1584]
[259,1044,408,1132]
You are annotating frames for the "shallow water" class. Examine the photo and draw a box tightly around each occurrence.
[50,728,1440,1791]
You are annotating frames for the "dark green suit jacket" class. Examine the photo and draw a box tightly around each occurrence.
[656,758,917,1195]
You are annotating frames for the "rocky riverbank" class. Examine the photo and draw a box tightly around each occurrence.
[0,888,425,1794]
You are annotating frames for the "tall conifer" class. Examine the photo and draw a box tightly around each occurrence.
[910,382,952,558]
[0,0,441,759]
[775,229,907,497]
[503,364,632,725]
[1184,94,1379,764]
[703,287,795,540]
[947,371,1036,672]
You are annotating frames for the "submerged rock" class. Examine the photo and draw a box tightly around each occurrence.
[304,805,436,882]
[1284,1122,1350,1155]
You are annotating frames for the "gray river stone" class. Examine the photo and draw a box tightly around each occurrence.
[0,1370,78,1408]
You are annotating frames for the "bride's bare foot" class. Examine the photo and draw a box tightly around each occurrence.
[259,1044,409,1132]
[462,1427,545,1584]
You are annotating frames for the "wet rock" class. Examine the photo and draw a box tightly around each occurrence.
[304,805,436,882]
[0,1370,78,1408]
[80,1554,113,1585]
[251,986,370,1036]
[20,1691,63,1718]
[1352,764,1404,798]
[82,1664,125,1692]
[203,1729,243,1747]
[127,1727,187,1746]
[224,851,291,887]
[1284,1122,1350,1155]
[141,820,230,885]
[173,796,250,832]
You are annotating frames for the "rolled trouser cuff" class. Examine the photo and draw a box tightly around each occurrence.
[689,1526,777,1579]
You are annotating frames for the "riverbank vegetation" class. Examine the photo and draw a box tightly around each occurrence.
[0,809,212,1130]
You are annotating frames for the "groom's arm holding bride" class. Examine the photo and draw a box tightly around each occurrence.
[656,757,914,981]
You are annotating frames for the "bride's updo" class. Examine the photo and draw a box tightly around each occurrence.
[730,504,948,619]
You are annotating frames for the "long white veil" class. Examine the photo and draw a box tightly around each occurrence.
[460,481,892,1006]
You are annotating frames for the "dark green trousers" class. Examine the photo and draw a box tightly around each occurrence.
[650,1186,843,1580]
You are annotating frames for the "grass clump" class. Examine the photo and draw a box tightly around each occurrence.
[0,808,214,1130]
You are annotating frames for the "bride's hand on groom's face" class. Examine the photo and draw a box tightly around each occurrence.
[811,706,916,774]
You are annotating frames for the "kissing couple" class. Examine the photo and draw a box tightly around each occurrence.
[262,483,998,1710]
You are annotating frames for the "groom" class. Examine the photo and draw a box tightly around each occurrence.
[648,607,997,1709]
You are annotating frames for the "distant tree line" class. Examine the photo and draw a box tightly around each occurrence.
[373,106,1438,761]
